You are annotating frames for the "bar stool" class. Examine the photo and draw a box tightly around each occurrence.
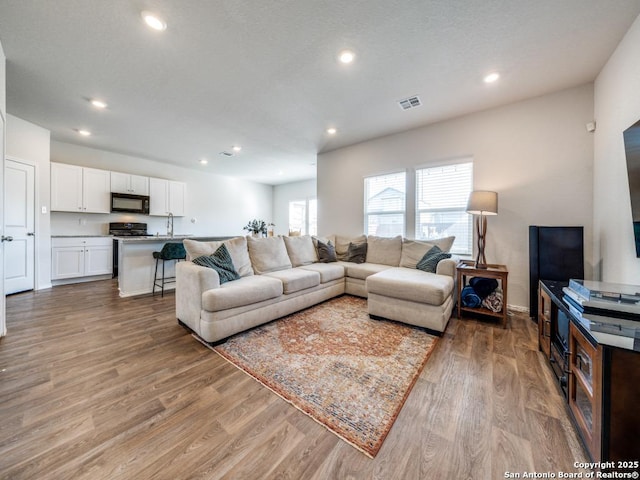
[152,242,187,297]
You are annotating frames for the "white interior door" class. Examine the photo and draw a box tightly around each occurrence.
[4,158,35,294]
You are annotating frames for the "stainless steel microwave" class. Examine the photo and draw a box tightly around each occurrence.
[111,193,150,214]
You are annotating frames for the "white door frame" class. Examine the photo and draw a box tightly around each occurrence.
[5,156,37,294]
[1,110,6,336]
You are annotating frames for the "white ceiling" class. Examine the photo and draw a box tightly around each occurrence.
[0,1,639,185]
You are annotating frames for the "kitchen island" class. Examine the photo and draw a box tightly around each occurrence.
[115,235,232,297]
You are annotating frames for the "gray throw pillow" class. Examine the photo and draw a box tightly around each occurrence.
[346,242,367,264]
[416,245,451,273]
[192,244,240,284]
[317,239,337,263]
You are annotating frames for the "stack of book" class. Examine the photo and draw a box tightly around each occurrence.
[562,279,640,321]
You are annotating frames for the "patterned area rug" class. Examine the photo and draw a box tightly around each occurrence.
[210,295,438,458]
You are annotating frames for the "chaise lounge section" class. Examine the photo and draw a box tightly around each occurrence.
[176,234,458,343]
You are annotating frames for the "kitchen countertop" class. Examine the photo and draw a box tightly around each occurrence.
[51,234,113,238]
[52,234,234,242]
[115,235,233,243]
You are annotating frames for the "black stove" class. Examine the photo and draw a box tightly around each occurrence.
[109,222,148,236]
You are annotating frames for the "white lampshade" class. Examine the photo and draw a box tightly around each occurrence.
[466,191,498,215]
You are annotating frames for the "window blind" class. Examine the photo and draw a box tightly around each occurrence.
[415,162,473,254]
[364,171,406,236]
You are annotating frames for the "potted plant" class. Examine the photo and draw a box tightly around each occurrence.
[243,219,274,237]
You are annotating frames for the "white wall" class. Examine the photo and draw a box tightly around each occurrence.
[272,179,316,236]
[593,14,640,284]
[6,115,52,290]
[318,84,595,309]
[50,142,273,237]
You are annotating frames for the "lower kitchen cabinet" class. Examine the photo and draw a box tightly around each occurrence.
[51,237,112,281]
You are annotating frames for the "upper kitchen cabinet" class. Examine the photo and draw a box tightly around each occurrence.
[51,163,110,213]
[149,178,186,217]
[110,172,149,196]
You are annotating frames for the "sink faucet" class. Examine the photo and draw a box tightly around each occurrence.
[167,212,174,237]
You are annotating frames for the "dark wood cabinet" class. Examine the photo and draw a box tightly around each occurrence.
[538,287,552,358]
[568,322,602,461]
[538,281,640,463]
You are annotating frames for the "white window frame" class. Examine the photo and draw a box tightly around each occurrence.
[364,170,407,237]
[415,161,473,255]
[288,197,317,235]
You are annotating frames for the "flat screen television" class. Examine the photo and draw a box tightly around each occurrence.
[623,118,640,257]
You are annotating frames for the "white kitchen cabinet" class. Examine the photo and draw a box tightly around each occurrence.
[51,237,113,281]
[51,163,82,212]
[110,172,150,196]
[51,245,85,279]
[51,163,111,213]
[149,178,186,217]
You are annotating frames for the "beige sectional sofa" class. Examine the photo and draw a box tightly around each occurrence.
[176,234,457,344]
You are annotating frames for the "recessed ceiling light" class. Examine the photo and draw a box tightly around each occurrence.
[90,99,107,109]
[338,50,355,64]
[278,171,284,176]
[326,127,337,135]
[199,159,208,165]
[141,11,167,31]
[232,145,242,152]
[77,129,91,136]
[484,72,500,83]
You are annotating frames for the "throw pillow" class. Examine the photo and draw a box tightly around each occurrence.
[399,237,456,268]
[316,239,337,263]
[346,242,367,264]
[335,235,366,261]
[183,237,254,277]
[416,245,452,273]
[192,244,240,284]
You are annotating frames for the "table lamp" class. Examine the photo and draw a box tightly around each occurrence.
[466,191,498,269]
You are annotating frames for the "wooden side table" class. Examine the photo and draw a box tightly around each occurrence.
[456,260,509,328]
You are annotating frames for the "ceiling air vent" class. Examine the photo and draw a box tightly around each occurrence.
[398,95,422,111]
[219,151,234,157]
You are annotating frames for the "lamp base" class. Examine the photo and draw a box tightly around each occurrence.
[475,215,489,269]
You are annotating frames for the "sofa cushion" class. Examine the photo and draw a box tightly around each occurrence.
[416,245,452,273]
[283,235,317,266]
[340,261,393,280]
[247,236,293,274]
[366,267,454,306]
[192,244,240,284]
[201,275,283,312]
[184,237,254,277]
[299,263,345,283]
[345,242,367,263]
[264,268,321,294]
[366,235,402,266]
[312,235,336,250]
[316,239,337,263]
[399,237,455,269]
[335,235,366,261]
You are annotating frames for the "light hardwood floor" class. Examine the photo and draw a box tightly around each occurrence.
[0,280,587,479]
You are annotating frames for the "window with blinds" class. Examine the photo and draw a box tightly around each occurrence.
[415,162,473,254]
[364,171,406,236]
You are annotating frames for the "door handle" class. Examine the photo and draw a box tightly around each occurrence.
[27,232,35,236]
[1,235,13,242]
